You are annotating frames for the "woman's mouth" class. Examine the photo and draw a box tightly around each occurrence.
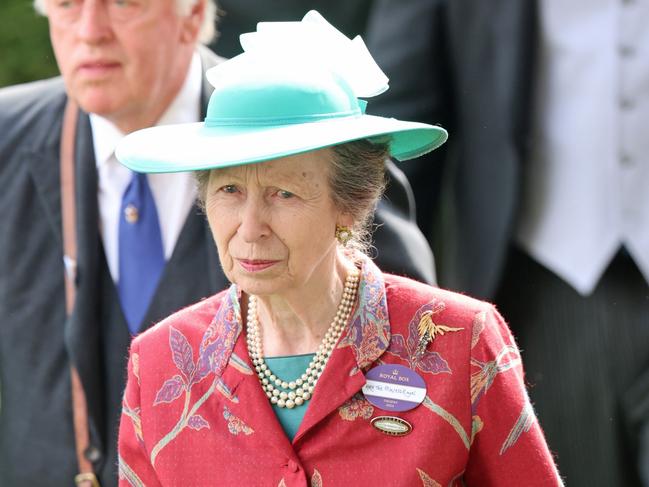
[237,259,280,272]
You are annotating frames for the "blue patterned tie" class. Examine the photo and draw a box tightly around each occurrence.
[118,172,165,334]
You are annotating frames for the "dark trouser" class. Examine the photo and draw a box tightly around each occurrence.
[495,246,649,487]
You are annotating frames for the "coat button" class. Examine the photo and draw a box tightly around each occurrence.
[84,446,102,463]
[287,459,299,473]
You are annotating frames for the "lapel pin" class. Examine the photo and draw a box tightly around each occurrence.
[124,204,139,224]
[371,416,412,436]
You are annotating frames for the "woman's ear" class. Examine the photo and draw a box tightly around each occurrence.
[336,213,354,230]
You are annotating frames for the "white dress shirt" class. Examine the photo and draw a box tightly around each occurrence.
[516,0,649,295]
[91,52,201,283]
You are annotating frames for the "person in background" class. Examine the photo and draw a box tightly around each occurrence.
[0,1,432,486]
[366,1,649,485]
[116,12,561,486]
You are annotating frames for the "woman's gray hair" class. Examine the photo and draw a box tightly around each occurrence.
[34,0,219,45]
[327,139,389,253]
[195,138,390,254]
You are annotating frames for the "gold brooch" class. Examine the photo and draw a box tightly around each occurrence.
[415,310,463,359]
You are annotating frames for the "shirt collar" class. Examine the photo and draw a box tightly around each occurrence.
[89,51,203,170]
[204,253,391,380]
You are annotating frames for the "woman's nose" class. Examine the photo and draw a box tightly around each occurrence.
[238,198,270,243]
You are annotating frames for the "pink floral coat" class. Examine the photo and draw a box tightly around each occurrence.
[118,257,562,486]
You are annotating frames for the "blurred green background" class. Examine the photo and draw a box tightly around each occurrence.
[0,0,59,88]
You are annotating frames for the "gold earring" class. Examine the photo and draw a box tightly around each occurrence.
[335,225,352,246]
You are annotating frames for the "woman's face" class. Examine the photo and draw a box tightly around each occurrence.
[205,148,349,298]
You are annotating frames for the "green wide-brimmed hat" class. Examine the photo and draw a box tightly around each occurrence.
[116,11,447,174]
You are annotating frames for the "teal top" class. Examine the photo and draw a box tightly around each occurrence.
[265,353,315,441]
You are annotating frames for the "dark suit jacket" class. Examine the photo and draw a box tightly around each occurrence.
[367,0,536,300]
[0,47,434,486]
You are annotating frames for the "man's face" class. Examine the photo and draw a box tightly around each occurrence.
[46,0,202,133]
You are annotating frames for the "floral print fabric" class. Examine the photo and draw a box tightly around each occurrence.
[118,255,562,486]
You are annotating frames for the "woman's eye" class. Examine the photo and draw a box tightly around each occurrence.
[221,185,239,194]
[277,190,294,199]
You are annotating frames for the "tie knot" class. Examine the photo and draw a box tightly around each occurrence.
[132,171,148,186]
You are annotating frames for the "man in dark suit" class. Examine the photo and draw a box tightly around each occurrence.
[367,1,649,486]
[0,2,434,486]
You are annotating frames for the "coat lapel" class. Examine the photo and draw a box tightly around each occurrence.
[216,335,298,456]
[25,140,63,243]
[293,346,368,444]
[294,256,391,442]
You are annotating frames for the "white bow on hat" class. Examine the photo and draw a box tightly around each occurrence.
[207,10,389,99]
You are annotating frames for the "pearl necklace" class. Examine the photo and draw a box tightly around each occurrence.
[246,270,360,409]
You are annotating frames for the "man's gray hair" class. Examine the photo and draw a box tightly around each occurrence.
[34,0,218,44]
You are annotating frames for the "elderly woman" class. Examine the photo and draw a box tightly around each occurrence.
[116,12,562,487]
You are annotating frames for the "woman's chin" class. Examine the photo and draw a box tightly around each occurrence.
[233,275,286,298]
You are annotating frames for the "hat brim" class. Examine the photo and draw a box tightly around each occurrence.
[116,114,447,174]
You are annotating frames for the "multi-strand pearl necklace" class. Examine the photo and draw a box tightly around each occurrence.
[246,270,360,409]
